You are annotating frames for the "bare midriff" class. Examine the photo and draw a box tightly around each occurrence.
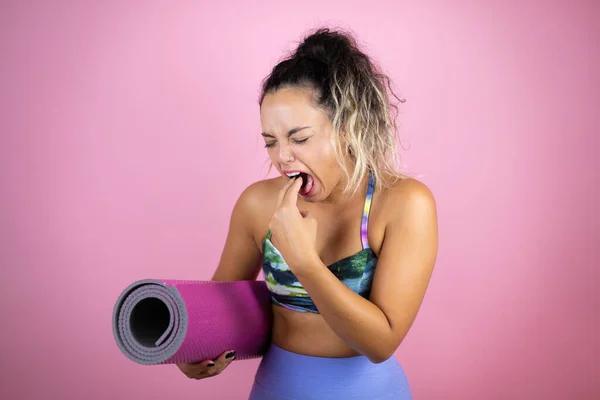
[270,304,361,358]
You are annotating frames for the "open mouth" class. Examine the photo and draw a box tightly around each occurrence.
[285,172,315,196]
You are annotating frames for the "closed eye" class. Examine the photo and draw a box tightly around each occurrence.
[264,137,309,148]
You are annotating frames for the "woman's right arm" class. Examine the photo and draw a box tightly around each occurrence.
[211,183,264,282]
[177,183,266,380]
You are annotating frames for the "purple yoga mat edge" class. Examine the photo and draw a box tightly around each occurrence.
[112,279,274,365]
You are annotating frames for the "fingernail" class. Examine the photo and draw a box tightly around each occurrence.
[225,351,236,359]
[207,362,215,367]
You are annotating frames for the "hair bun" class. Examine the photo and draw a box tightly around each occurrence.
[295,28,354,64]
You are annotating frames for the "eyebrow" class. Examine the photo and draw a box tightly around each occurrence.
[261,126,311,138]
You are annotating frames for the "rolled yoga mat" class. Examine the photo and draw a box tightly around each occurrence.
[112,279,273,365]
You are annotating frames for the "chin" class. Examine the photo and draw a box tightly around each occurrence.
[300,195,319,203]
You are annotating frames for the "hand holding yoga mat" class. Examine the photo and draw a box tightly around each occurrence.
[112,279,273,365]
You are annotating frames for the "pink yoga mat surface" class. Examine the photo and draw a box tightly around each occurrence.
[112,279,273,365]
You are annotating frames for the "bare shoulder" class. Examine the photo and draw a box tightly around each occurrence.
[237,176,284,214]
[390,177,435,203]
[234,176,285,242]
[380,177,437,223]
[212,177,284,281]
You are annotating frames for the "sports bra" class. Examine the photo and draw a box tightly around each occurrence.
[261,174,378,313]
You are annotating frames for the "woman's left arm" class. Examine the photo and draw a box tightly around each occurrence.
[295,179,439,363]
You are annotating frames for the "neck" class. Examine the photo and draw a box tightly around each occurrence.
[321,172,370,207]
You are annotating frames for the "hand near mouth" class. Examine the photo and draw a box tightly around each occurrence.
[268,177,320,274]
[283,171,315,197]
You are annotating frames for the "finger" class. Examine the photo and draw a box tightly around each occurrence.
[194,366,213,379]
[195,367,218,380]
[213,350,236,368]
[200,350,235,378]
[197,359,217,369]
[184,359,216,377]
[193,353,230,379]
[276,177,297,208]
[282,177,303,207]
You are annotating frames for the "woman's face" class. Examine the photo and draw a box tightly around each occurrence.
[260,87,344,203]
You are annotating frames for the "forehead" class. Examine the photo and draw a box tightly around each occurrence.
[260,87,327,129]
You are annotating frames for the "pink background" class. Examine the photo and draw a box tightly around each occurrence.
[1,1,598,399]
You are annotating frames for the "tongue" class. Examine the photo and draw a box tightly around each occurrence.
[299,174,314,196]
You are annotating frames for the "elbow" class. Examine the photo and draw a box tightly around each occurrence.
[366,344,397,364]
[367,351,395,364]
[368,355,391,364]
[365,332,406,364]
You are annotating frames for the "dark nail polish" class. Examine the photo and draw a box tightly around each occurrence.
[225,351,236,359]
[207,362,215,367]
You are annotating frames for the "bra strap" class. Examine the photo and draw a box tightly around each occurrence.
[360,173,376,249]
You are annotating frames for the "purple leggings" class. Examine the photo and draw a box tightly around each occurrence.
[248,344,412,399]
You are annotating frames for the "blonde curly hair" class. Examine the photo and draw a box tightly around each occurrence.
[260,27,407,196]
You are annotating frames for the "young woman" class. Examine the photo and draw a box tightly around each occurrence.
[177,27,438,399]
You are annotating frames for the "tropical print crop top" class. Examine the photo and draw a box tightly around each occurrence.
[261,174,378,313]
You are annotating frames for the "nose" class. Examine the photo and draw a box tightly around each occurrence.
[276,142,295,164]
